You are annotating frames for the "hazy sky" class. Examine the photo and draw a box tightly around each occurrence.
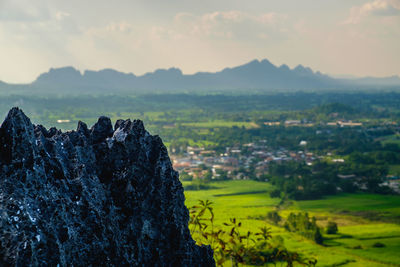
[0,0,399,83]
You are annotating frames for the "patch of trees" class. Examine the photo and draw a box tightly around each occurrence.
[325,221,338,234]
[269,189,281,198]
[266,211,282,225]
[284,212,324,245]
[269,160,393,200]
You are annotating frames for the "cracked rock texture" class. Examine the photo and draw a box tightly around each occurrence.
[0,107,214,266]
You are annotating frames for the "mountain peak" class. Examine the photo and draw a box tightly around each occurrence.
[145,67,183,78]
[47,66,82,77]
[156,67,183,75]
[35,66,82,84]
[279,64,290,71]
[293,64,314,75]
[260,59,273,66]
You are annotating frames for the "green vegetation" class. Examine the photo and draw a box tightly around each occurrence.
[326,222,338,235]
[295,193,400,223]
[181,121,258,129]
[266,211,282,225]
[380,133,400,146]
[4,92,400,266]
[184,180,400,266]
[268,159,393,200]
[284,212,324,244]
[188,200,316,266]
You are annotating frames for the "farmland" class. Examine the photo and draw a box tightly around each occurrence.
[184,180,400,266]
[2,92,400,265]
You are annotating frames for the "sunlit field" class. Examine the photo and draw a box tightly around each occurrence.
[184,180,400,266]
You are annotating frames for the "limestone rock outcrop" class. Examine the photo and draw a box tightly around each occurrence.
[0,107,214,266]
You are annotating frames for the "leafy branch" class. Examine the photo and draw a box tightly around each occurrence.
[189,200,317,266]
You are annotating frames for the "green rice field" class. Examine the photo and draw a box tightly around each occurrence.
[183,180,400,266]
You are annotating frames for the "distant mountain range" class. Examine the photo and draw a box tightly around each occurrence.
[1,59,399,95]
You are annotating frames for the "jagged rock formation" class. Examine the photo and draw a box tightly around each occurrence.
[0,108,214,266]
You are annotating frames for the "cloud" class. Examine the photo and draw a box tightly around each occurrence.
[172,11,290,41]
[201,11,246,23]
[0,0,52,21]
[345,0,400,24]
[257,13,289,26]
[0,0,77,35]
[105,22,135,33]
[1,2,398,83]
[0,1,82,82]
[59,11,293,79]
[55,11,70,21]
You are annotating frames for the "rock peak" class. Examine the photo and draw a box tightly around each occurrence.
[0,108,214,266]
[90,116,113,143]
[2,107,32,127]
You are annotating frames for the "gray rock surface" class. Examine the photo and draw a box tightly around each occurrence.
[0,107,214,266]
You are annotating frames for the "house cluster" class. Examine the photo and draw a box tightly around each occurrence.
[382,176,400,193]
[264,120,314,127]
[171,141,318,180]
[326,120,363,127]
[263,120,363,127]
[336,173,400,193]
